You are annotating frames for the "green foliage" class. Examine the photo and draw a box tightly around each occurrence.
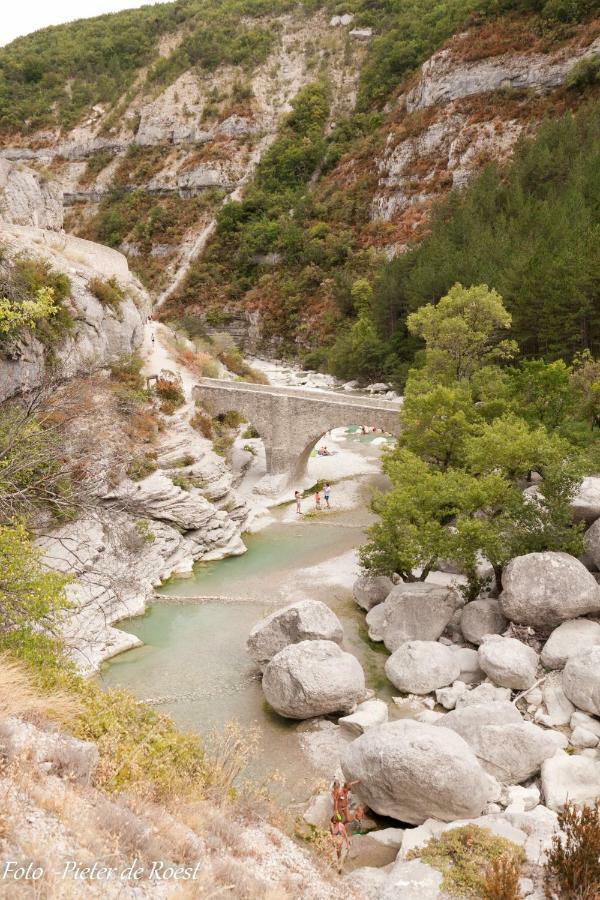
[127,453,158,481]
[0,286,58,338]
[88,275,125,310]
[410,825,525,898]
[154,376,185,411]
[374,103,600,366]
[0,521,71,632]
[567,53,600,90]
[0,255,73,348]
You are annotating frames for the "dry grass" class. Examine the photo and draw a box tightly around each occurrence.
[0,655,80,725]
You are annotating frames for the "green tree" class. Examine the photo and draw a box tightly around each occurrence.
[0,286,57,338]
[464,414,572,480]
[406,283,518,381]
[399,380,479,469]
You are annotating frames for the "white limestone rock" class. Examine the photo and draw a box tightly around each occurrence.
[542,752,600,811]
[499,552,600,631]
[460,598,507,646]
[563,646,600,716]
[352,574,393,611]
[478,635,538,690]
[541,619,600,669]
[0,158,63,229]
[455,682,511,708]
[341,720,498,824]
[380,859,443,900]
[505,785,541,813]
[377,582,464,651]
[570,710,600,738]
[246,599,343,667]
[571,476,600,525]
[339,699,389,736]
[385,641,461,694]
[450,646,485,684]
[585,517,600,568]
[537,671,575,726]
[262,640,365,720]
[365,603,386,642]
[435,681,468,710]
[571,726,599,749]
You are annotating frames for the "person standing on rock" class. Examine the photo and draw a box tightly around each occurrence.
[329,815,350,874]
[324,483,331,509]
[315,490,322,510]
[338,780,361,824]
[295,491,302,515]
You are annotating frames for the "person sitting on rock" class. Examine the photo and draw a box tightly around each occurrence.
[349,804,365,834]
[329,815,350,874]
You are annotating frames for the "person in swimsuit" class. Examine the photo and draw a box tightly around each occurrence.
[338,780,361,824]
[315,490,322,510]
[331,779,341,816]
[323,483,331,509]
[294,490,302,514]
[329,815,350,874]
[349,804,365,834]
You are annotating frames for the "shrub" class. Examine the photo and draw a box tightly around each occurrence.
[480,854,522,900]
[410,825,525,897]
[171,473,193,491]
[109,354,145,392]
[127,453,157,481]
[566,54,600,90]
[190,408,213,438]
[134,519,155,544]
[242,425,260,439]
[89,276,125,310]
[544,800,600,899]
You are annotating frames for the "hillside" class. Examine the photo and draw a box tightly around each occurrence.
[0,0,598,373]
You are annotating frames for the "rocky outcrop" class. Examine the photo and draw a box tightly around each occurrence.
[562,646,600,716]
[341,720,498,824]
[261,640,365,719]
[499,552,600,631]
[246,599,343,668]
[478,635,538,690]
[405,37,600,112]
[377,582,463,650]
[0,220,148,402]
[0,158,63,230]
[385,640,461,694]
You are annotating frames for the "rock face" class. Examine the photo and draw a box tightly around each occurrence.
[385,641,461,694]
[541,619,600,670]
[499,552,600,631]
[352,574,394,611]
[247,600,343,667]
[585,517,600,568]
[377,582,463,650]
[460,599,507,646]
[571,476,600,525]
[562,646,600,716]
[438,704,565,783]
[261,640,365,719]
[478,635,538,690]
[542,752,600,811]
[341,720,497,824]
[0,158,63,229]
[0,222,147,402]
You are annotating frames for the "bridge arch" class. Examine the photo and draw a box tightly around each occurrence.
[193,378,402,484]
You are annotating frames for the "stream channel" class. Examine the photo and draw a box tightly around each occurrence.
[100,429,396,804]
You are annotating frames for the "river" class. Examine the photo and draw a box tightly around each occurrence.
[99,428,394,803]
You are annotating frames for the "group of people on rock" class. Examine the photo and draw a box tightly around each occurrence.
[294,483,331,514]
[329,779,364,873]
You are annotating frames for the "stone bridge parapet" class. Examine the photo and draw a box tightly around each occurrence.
[193,378,402,482]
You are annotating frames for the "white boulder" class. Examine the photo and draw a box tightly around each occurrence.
[377,582,463,650]
[247,599,343,667]
[385,641,461,694]
[571,476,600,524]
[541,618,600,669]
[542,752,600,811]
[460,598,507,645]
[450,646,485,684]
[352,575,393,611]
[341,720,498,824]
[365,603,386,641]
[563,646,600,715]
[585,517,600,568]
[380,859,443,900]
[339,699,389,736]
[261,640,365,720]
[478,635,538,690]
[500,552,600,631]
[455,682,511,707]
[571,726,599,749]
[571,710,600,738]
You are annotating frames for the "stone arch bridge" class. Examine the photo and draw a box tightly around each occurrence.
[193,378,402,482]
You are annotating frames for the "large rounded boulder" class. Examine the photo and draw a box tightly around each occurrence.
[541,619,600,670]
[385,641,461,694]
[378,583,463,651]
[262,640,365,719]
[585,518,600,569]
[499,552,600,631]
[341,720,498,824]
[478,635,538,690]
[247,599,343,668]
[352,575,393,611]
[562,646,600,716]
[460,599,507,646]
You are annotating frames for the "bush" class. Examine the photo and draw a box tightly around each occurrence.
[544,800,600,899]
[127,453,157,481]
[109,354,145,392]
[154,376,185,414]
[410,825,525,898]
[190,408,213,438]
[242,425,260,439]
[566,54,600,90]
[89,276,125,310]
